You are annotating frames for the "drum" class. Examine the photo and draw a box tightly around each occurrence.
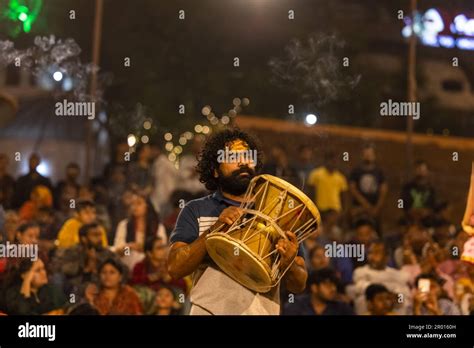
[205,174,321,293]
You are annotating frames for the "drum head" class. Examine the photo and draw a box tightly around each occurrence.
[206,232,273,293]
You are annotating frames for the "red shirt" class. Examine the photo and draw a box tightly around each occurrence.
[131,259,187,293]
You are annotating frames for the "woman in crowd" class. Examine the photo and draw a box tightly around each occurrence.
[86,258,142,315]
[18,185,53,222]
[153,286,181,315]
[131,236,187,293]
[113,194,167,270]
[4,258,67,315]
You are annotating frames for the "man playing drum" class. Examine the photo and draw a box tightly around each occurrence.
[168,129,308,315]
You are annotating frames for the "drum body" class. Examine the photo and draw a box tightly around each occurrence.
[205,174,320,293]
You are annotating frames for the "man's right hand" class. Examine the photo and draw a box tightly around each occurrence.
[218,206,243,226]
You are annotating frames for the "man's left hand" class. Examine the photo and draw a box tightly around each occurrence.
[276,231,298,270]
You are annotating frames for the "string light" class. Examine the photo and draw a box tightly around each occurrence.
[143,120,152,130]
[141,135,149,143]
[194,124,203,133]
[164,133,173,141]
[201,105,211,116]
[127,134,136,147]
[221,116,230,125]
[165,142,173,151]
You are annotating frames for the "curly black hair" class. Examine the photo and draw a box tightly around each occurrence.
[196,128,263,191]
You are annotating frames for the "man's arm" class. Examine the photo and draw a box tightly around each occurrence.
[283,255,307,294]
[168,232,210,280]
[168,206,243,280]
[278,231,308,294]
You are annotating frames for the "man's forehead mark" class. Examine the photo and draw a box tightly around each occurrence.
[227,139,249,151]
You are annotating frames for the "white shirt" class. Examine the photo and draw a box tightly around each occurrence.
[113,219,167,271]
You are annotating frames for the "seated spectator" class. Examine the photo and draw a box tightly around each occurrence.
[348,219,378,269]
[52,223,125,296]
[365,284,395,315]
[107,169,129,232]
[394,224,431,269]
[348,242,411,314]
[413,273,460,315]
[55,183,79,224]
[57,200,108,248]
[54,162,81,209]
[79,184,111,233]
[4,258,67,315]
[131,236,186,293]
[18,185,53,222]
[319,209,344,242]
[456,261,474,315]
[86,258,142,315]
[438,230,471,284]
[15,222,40,245]
[113,194,167,270]
[308,245,331,271]
[153,286,181,315]
[36,207,60,252]
[1,223,43,280]
[283,268,354,315]
[3,210,20,243]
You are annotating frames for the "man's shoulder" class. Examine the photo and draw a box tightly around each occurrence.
[182,193,218,212]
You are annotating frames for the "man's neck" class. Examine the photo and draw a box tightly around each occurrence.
[221,191,246,203]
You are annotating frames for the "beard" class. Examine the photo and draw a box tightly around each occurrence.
[217,166,256,196]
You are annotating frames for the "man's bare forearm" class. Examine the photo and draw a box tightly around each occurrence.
[284,257,307,294]
[168,222,223,279]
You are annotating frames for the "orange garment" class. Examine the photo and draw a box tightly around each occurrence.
[19,201,37,221]
[19,185,53,221]
[93,285,143,315]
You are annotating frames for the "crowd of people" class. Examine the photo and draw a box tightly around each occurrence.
[0,137,472,316]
